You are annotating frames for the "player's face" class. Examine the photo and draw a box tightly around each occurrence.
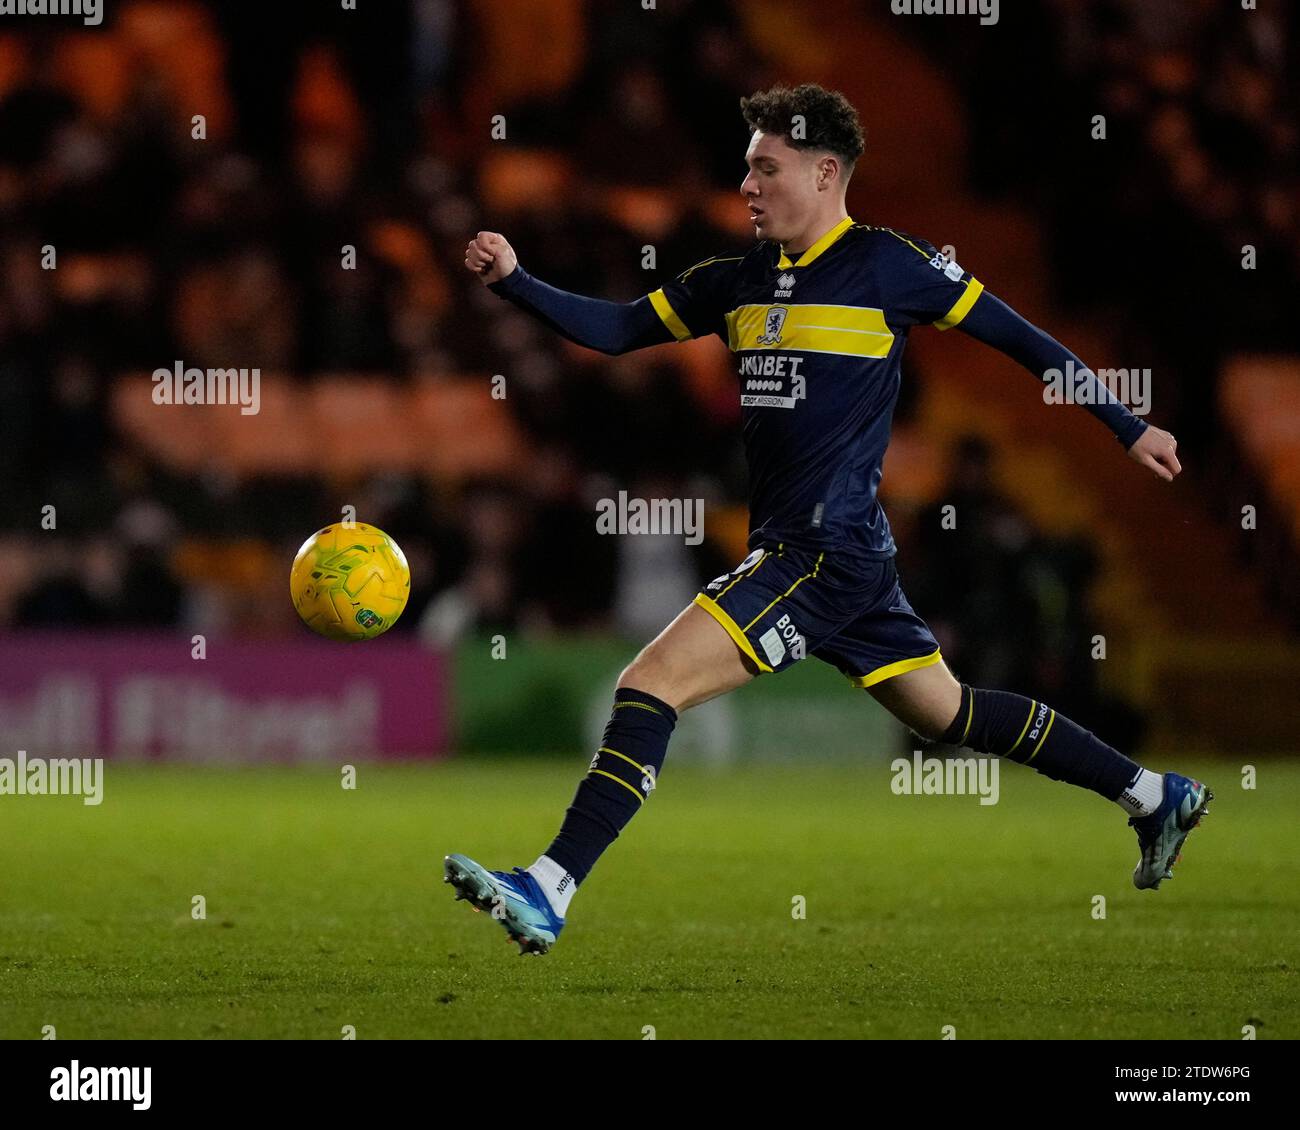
[740,130,823,243]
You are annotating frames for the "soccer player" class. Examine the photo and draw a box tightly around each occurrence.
[446,84,1211,954]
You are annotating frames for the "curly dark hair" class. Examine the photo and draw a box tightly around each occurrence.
[740,83,865,171]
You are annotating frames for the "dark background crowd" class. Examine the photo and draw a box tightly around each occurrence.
[1,0,1295,751]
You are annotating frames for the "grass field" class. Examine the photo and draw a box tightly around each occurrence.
[0,756,1295,1039]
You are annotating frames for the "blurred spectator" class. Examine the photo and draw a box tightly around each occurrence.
[905,436,1145,748]
[2,0,1288,673]
[906,436,1034,689]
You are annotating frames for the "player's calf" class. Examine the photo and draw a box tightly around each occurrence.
[444,601,760,951]
[940,684,1153,803]
[444,683,678,956]
[939,684,1212,887]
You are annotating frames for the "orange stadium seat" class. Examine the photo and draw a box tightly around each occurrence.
[53,32,130,121]
[309,377,414,474]
[478,149,575,216]
[409,378,527,482]
[114,373,530,482]
[468,0,586,107]
[292,44,363,142]
[603,187,680,241]
[0,36,27,102]
[1221,356,1300,538]
[217,377,314,474]
[120,1,231,138]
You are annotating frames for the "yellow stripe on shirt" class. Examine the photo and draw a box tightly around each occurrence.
[648,288,692,341]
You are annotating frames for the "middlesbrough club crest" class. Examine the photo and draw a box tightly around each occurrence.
[757,306,788,345]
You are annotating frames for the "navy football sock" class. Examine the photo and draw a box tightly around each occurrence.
[941,684,1142,800]
[543,687,677,886]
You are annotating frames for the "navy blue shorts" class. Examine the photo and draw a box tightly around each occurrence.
[694,541,942,687]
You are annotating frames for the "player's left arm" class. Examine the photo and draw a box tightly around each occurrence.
[955,291,1181,482]
[881,231,1179,482]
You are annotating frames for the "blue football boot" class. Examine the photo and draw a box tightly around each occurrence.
[1129,772,1213,890]
[443,853,564,955]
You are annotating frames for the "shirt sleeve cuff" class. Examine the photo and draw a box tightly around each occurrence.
[1117,416,1150,450]
[933,278,985,331]
[488,264,528,296]
[647,288,693,341]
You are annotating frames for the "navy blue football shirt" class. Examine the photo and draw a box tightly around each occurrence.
[648,218,984,562]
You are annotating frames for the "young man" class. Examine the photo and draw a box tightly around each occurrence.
[446,84,1211,955]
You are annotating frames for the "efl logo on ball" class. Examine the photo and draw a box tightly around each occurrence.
[290,523,411,641]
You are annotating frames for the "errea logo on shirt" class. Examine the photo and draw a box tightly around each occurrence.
[929,251,965,282]
[774,272,796,298]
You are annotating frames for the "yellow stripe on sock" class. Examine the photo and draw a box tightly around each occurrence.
[612,701,664,718]
[959,691,974,745]
[1005,701,1037,757]
[591,768,645,803]
[598,746,647,774]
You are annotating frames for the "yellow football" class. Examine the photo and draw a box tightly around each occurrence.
[290,522,410,641]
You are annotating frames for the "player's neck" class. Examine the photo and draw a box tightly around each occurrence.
[781,208,851,258]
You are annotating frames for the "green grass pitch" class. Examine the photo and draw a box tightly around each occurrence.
[0,757,1295,1039]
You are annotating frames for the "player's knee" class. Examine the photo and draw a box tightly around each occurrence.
[911,712,952,744]
[871,666,963,742]
[893,702,952,743]
[616,652,679,711]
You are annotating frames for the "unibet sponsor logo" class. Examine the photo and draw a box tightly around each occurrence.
[740,365,807,410]
[739,353,805,378]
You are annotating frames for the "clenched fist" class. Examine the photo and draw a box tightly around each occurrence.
[464,231,518,285]
[1127,424,1182,482]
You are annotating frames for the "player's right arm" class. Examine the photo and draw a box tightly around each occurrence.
[466,231,669,355]
[466,231,739,355]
